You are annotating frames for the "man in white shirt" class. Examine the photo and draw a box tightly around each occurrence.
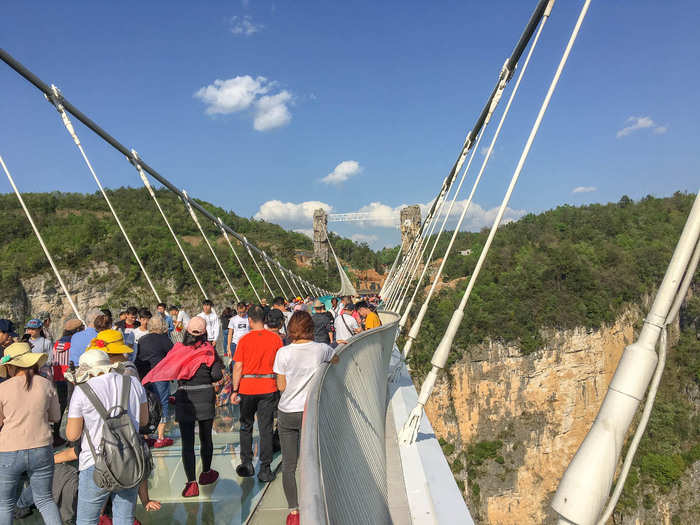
[227,302,250,357]
[197,299,220,345]
[272,297,292,336]
[334,302,360,344]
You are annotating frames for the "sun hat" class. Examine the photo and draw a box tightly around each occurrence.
[186,316,207,336]
[63,349,122,384]
[64,318,83,331]
[25,318,43,329]
[87,329,133,354]
[0,342,48,377]
[313,299,325,309]
[0,320,17,337]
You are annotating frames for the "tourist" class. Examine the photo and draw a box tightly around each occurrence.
[51,318,84,447]
[114,306,140,349]
[86,329,139,378]
[134,314,173,448]
[38,312,54,347]
[220,306,233,354]
[226,302,249,358]
[330,297,340,318]
[272,297,292,336]
[311,299,334,345]
[0,320,18,354]
[273,311,337,525]
[334,302,360,345]
[142,317,223,498]
[133,309,152,347]
[168,305,188,343]
[25,318,52,355]
[0,342,62,525]
[156,303,174,334]
[65,349,148,524]
[265,309,287,344]
[356,301,382,330]
[197,299,220,347]
[232,305,282,482]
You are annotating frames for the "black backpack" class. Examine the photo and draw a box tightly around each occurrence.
[78,374,152,491]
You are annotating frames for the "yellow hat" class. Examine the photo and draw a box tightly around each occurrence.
[0,342,48,378]
[87,329,133,354]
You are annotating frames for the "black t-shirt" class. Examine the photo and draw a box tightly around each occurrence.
[312,313,333,344]
[134,333,173,378]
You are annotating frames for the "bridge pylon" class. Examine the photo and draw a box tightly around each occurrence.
[313,208,329,268]
[400,205,421,255]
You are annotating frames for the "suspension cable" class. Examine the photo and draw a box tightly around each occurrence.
[48,87,161,303]
[182,190,238,302]
[244,237,274,298]
[263,251,289,297]
[217,217,262,304]
[0,155,84,323]
[401,1,550,358]
[400,0,589,445]
[130,151,208,299]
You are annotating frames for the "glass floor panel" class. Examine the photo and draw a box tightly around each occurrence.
[19,404,279,525]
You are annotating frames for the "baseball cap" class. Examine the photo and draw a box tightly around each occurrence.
[25,318,43,329]
[0,320,17,337]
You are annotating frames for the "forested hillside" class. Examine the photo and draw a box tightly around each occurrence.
[0,187,384,303]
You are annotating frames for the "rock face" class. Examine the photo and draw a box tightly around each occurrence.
[424,309,639,524]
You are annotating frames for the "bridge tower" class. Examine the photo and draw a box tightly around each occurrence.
[400,205,421,254]
[313,208,329,267]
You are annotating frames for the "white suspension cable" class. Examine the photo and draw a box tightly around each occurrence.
[217,217,262,304]
[49,87,161,303]
[401,5,549,357]
[400,0,589,445]
[130,151,208,299]
[0,155,84,323]
[596,236,699,525]
[379,237,407,298]
[262,251,288,297]
[323,224,358,297]
[244,236,274,298]
[277,262,298,299]
[182,190,239,302]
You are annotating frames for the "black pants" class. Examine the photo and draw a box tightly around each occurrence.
[178,419,214,482]
[53,381,68,439]
[278,410,303,509]
[239,392,276,467]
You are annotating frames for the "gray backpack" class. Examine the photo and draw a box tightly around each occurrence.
[78,374,152,490]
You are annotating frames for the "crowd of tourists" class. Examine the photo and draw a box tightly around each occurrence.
[0,293,382,525]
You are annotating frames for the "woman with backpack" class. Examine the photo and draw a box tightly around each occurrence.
[0,342,62,525]
[142,316,223,498]
[65,349,148,525]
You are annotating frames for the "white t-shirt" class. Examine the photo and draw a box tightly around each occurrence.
[176,310,190,327]
[133,327,148,344]
[68,372,147,471]
[197,311,220,342]
[228,315,250,345]
[334,313,359,342]
[273,342,335,413]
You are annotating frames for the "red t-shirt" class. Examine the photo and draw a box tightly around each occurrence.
[234,329,283,395]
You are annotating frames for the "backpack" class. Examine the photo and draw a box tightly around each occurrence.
[78,374,152,491]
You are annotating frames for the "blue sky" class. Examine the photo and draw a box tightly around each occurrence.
[1,1,698,249]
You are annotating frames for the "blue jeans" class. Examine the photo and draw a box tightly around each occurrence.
[77,467,138,525]
[0,445,61,525]
[148,381,170,422]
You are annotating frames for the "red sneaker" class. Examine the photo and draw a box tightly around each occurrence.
[199,469,219,485]
[98,516,113,525]
[154,438,174,448]
[286,512,300,525]
[182,481,199,498]
[168,395,176,405]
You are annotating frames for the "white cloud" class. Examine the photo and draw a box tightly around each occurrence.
[254,200,332,226]
[195,76,292,131]
[254,91,292,131]
[572,186,597,194]
[321,160,362,185]
[230,15,263,36]
[351,233,379,244]
[616,116,668,138]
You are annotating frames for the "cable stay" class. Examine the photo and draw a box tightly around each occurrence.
[243,236,275,297]
[262,251,289,297]
[0,155,84,323]
[181,190,239,302]
[400,0,590,445]
[130,152,209,299]
[277,261,302,298]
[399,0,551,360]
[47,86,161,303]
[217,217,262,304]
[322,224,357,297]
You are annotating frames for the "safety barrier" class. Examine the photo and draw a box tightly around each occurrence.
[299,312,400,524]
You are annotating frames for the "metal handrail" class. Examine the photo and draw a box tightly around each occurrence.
[299,312,400,524]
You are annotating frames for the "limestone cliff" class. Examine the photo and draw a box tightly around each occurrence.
[424,307,698,524]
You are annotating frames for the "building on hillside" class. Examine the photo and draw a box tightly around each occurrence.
[295,249,314,267]
[354,269,386,295]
